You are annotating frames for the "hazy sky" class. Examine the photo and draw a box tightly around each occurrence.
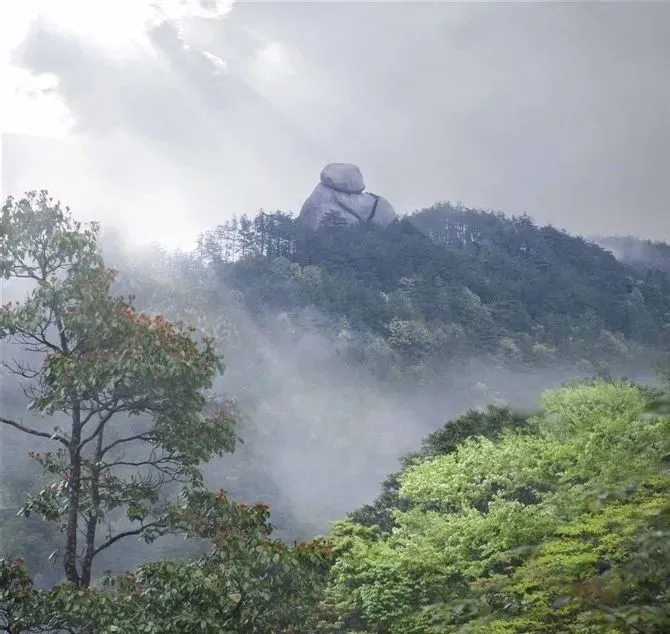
[1,0,668,249]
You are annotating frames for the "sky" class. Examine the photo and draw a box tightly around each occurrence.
[1,0,669,250]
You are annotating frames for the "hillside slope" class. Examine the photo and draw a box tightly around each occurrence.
[196,203,670,377]
[2,195,669,602]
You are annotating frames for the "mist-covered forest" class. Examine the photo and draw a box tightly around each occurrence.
[592,236,670,275]
[1,191,669,633]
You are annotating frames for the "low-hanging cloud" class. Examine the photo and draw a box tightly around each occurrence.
[98,238,612,541]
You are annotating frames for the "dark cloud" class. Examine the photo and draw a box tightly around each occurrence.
[5,1,670,242]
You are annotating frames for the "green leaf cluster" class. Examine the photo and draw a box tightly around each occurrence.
[323,380,670,633]
[0,488,334,633]
[1,192,238,587]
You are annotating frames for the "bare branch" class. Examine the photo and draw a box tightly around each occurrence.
[102,456,174,469]
[6,323,62,354]
[78,410,116,451]
[100,431,155,458]
[102,456,188,483]
[91,521,162,558]
[0,415,69,447]
[2,358,40,380]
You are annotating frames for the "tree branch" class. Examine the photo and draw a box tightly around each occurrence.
[7,323,62,355]
[100,431,155,458]
[101,456,189,483]
[102,456,175,470]
[78,410,116,450]
[0,415,69,447]
[91,521,162,558]
[2,358,40,380]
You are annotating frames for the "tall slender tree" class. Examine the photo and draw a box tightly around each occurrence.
[0,191,237,588]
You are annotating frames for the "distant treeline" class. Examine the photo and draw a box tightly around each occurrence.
[193,204,670,371]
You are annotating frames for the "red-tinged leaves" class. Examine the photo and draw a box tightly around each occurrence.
[1,192,335,633]
[0,488,335,633]
[1,191,238,588]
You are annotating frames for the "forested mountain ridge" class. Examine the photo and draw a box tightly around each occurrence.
[195,202,670,377]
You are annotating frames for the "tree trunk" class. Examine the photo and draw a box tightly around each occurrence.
[64,403,82,587]
[80,429,104,587]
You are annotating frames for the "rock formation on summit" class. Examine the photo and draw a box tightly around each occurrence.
[299,163,397,229]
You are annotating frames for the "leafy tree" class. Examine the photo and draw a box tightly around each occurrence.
[1,488,334,633]
[349,405,531,533]
[207,204,670,376]
[323,380,670,633]
[4,190,670,633]
[237,214,257,259]
[0,191,236,588]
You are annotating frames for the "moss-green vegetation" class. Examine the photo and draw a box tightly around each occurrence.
[322,380,670,633]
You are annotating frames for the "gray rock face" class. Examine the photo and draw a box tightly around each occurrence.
[320,163,365,194]
[300,163,397,229]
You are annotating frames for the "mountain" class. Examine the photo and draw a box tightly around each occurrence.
[196,202,670,379]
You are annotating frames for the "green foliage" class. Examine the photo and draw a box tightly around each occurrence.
[323,381,670,633]
[1,192,237,587]
[4,193,670,632]
[0,488,334,633]
[349,406,532,533]
[195,205,670,378]
[1,192,334,632]
[0,558,38,633]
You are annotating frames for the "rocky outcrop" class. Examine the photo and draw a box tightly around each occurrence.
[299,163,397,229]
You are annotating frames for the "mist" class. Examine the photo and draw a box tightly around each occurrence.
[2,216,661,586]
[95,234,627,543]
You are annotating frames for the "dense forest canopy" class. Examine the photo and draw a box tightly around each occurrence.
[195,203,670,373]
[1,192,669,632]
[323,379,670,633]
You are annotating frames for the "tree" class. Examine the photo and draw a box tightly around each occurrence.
[1,488,335,634]
[219,204,670,374]
[238,214,257,259]
[324,381,670,633]
[0,191,237,588]
[349,405,531,533]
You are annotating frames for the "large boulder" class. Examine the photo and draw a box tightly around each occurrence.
[320,163,365,194]
[300,163,397,229]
